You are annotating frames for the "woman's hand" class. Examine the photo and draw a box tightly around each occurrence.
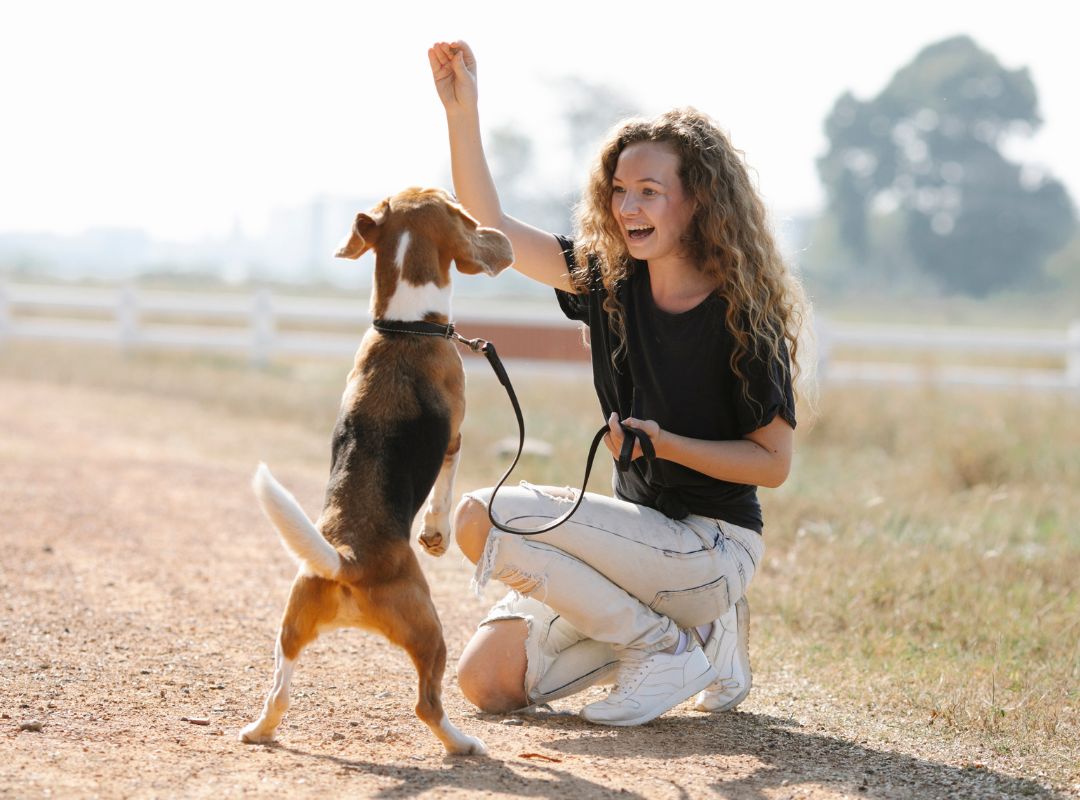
[603,412,793,487]
[428,40,478,115]
[603,412,661,463]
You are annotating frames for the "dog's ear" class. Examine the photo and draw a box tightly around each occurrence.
[453,226,514,275]
[445,201,514,275]
[335,207,385,259]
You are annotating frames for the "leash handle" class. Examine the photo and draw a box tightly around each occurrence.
[617,423,655,472]
[616,390,655,472]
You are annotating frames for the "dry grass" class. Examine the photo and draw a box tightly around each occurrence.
[2,340,1078,791]
[765,386,1080,750]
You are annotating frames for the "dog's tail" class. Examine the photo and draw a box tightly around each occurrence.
[252,463,341,579]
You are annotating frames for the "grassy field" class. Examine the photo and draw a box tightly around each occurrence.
[2,340,1078,792]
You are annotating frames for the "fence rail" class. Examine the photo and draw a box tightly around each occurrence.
[1,282,1078,390]
[817,319,1080,390]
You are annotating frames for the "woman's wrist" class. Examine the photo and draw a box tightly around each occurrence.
[650,426,670,460]
[444,104,480,125]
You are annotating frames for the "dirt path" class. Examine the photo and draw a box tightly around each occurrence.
[0,375,1071,799]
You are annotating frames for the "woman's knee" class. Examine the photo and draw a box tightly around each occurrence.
[453,495,492,564]
[454,485,580,564]
[456,620,528,713]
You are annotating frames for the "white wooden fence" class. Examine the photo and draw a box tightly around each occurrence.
[0,282,577,366]
[817,318,1080,391]
[1,282,1078,391]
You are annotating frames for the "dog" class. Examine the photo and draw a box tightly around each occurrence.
[239,187,513,755]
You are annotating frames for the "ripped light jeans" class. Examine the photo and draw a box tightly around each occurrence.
[466,482,765,705]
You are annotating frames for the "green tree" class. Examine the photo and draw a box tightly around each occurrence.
[818,35,1076,295]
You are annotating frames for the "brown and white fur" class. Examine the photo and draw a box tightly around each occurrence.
[239,187,513,755]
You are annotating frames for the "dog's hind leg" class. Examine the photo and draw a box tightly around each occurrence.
[419,432,462,557]
[240,573,338,744]
[372,575,487,756]
[239,638,295,744]
[407,616,488,756]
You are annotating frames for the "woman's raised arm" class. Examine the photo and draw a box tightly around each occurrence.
[429,40,573,292]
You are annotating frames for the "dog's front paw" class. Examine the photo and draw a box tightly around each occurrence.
[419,524,450,557]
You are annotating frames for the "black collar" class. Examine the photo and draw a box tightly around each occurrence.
[372,318,455,339]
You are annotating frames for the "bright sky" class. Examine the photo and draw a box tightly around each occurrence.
[2,0,1077,242]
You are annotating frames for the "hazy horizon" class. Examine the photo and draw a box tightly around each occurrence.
[2,1,1078,247]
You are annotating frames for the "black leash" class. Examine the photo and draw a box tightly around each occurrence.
[372,318,654,535]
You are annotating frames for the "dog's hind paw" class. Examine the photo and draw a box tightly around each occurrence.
[238,723,276,745]
[446,733,488,756]
[419,525,449,557]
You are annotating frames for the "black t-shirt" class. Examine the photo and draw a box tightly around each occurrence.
[553,235,796,533]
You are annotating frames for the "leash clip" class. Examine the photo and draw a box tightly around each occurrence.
[452,331,489,353]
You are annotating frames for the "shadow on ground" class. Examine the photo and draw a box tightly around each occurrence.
[280,709,1060,799]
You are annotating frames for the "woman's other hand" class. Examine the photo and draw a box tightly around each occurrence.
[428,40,478,114]
[603,412,660,463]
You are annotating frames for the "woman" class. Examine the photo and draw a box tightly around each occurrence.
[428,40,808,726]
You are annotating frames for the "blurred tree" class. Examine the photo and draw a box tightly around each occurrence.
[1044,231,1080,295]
[481,78,640,237]
[558,76,640,172]
[488,124,535,199]
[485,121,569,236]
[818,35,1076,295]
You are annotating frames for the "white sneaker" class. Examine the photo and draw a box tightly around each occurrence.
[694,596,751,712]
[580,639,717,726]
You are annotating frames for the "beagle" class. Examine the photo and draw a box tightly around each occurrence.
[239,187,513,755]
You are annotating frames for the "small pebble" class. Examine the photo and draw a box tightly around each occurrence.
[19,720,43,732]
[502,718,525,726]
[181,717,210,726]
[332,732,345,741]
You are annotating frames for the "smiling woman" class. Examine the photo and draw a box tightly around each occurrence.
[609,142,705,307]
[429,39,812,728]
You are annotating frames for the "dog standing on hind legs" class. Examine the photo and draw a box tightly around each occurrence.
[239,187,514,755]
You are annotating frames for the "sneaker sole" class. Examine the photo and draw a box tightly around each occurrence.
[583,665,718,727]
[695,677,751,713]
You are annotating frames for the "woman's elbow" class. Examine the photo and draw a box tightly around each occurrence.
[762,454,792,489]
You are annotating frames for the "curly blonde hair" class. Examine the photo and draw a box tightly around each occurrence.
[573,107,811,407]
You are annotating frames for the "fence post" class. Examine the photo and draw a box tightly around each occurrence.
[118,284,138,352]
[251,288,275,367]
[1067,320,1080,391]
[0,282,9,344]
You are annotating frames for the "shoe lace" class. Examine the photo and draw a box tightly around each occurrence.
[608,653,654,697]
